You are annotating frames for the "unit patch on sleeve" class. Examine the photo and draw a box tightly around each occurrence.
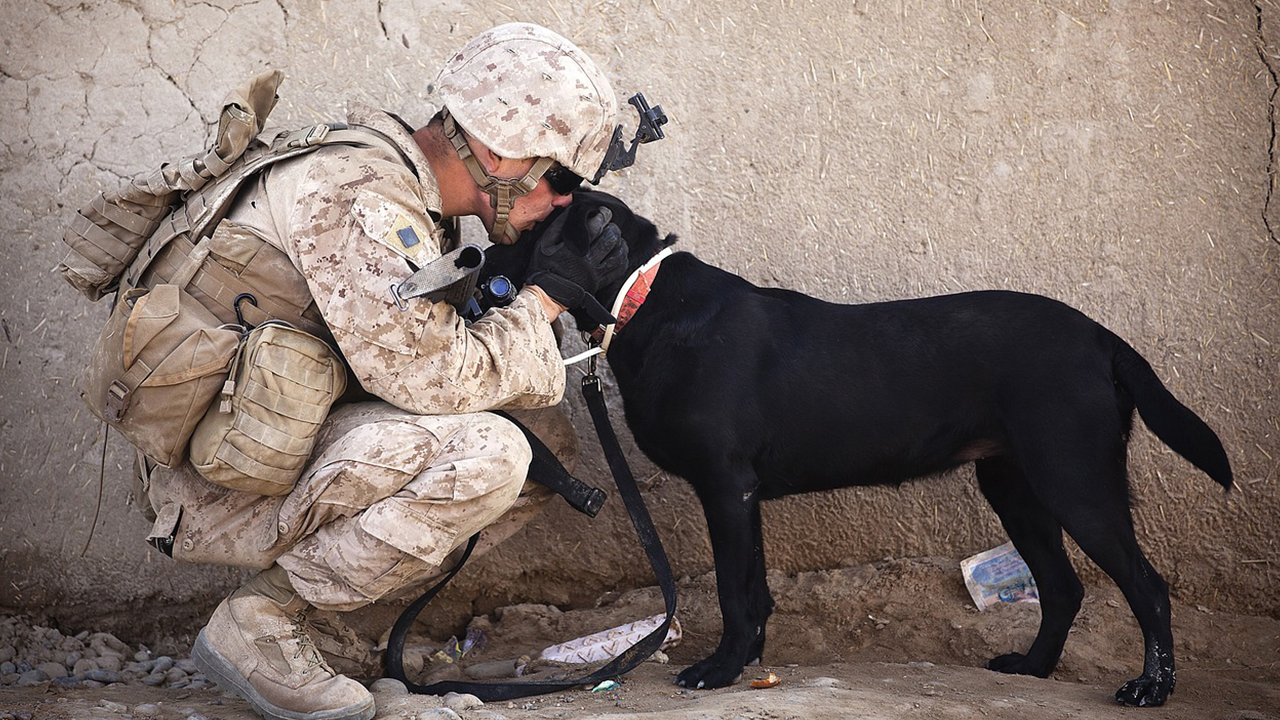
[353,189,439,268]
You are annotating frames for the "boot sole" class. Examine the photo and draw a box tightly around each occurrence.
[192,629,375,720]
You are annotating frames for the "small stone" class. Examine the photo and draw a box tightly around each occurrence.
[85,669,122,684]
[52,676,82,688]
[176,659,198,674]
[186,714,211,720]
[143,673,167,686]
[81,679,105,688]
[152,656,174,673]
[134,650,152,663]
[186,678,212,690]
[1,673,19,686]
[805,677,841,688]
[16,669,48,686]
[0,662,13,675]
[169,676,191,688]
[97,699,129,713]
[370,677,408,695]
[0,647,14,663]
[443,692,483,712]
[65,652,82,666]
[908,661,936,669]
[15,661,32,673]
[36,662,67,679]
[96,654,123,672]
[126,660,153,673]
[472,712,510,720]
[166,667,188,684]
[73,658,97,675]
[133,704,162,717]
[417,709,462,720]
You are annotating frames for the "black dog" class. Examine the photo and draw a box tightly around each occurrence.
[486,190,1233,707]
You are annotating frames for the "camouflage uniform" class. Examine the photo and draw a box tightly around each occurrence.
[147,105,575,611]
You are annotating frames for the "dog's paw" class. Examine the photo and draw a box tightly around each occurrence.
[985,652,1051,678]
[1114,673,1174,707]
[675,656,744,689]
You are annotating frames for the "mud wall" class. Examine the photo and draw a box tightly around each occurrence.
[1,0,1276,641]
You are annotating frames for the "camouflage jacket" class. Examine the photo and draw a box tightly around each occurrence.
[221,104,566,414]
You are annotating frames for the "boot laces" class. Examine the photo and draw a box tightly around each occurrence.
[287,610,335,675]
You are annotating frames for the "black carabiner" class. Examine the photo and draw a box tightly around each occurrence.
[233,293,259,328]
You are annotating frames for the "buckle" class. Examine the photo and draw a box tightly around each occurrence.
[104,380,131,422]
[284,123,332,149]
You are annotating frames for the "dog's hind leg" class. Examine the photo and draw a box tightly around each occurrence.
[975,457,1084,678]
[1015,428,1176,707]
[677,470,768,689]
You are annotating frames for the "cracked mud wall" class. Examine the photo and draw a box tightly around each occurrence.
[1,0,1277,641]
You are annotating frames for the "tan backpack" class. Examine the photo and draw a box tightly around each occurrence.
[62,71,394,491]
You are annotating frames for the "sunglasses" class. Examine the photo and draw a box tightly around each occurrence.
[543,164,585,196]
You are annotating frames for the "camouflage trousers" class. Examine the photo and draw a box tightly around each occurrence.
[145,402,577,611]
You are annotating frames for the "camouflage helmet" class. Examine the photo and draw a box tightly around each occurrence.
[435,23,617,182]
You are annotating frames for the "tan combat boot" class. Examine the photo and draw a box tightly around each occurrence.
[191,565,375,720]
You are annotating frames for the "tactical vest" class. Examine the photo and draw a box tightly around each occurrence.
[61,71,404,491]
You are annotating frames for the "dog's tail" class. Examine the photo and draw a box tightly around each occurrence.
[1110,332,1233,490]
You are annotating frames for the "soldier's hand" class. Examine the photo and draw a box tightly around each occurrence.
[526,206,629,326]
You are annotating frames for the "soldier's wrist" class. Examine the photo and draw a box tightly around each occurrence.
[523,285,567,323]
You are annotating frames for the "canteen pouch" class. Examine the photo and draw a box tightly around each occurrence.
[82,284,242,467]
[189,322,347,496]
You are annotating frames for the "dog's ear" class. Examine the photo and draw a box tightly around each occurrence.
[661,233,679,249]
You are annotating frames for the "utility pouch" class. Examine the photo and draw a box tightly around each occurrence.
[81,283,242,467]
[58,70,284,301]
[188,321,346,496]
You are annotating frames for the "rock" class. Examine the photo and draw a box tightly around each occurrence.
[142,672,167,686]
[443,692,483,712]
[133,704,162,717]
[0,647,14,663]
[472,713,510,720]
[463,658,517,680]
[152,656,175,673]
[65,651,82,666]
[88,633,130,655]
[370,677,408,695]
[16,669,48,686]
[417,709,462,720]
[176,658,198,674]
[126,660,153,673]
[36,661,67,679]
[0,662,13,675]
[134,649,152,662]
[96,699,128,713]
[52,676,82,688]
[96,654,123,672]
[165,667,188,684]
[73,658,97,675]
[85,668,122,684]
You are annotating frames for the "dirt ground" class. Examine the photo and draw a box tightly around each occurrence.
[2,557,1277,719]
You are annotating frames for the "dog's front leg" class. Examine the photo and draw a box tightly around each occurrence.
[677,477,766,689]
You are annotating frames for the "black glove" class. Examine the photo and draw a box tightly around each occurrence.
[526,206,629,327]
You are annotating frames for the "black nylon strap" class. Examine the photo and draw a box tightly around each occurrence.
[382,375,678,701]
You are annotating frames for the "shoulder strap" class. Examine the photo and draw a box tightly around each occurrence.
[121,123,405,293]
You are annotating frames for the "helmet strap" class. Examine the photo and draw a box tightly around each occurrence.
[442,110,555,244]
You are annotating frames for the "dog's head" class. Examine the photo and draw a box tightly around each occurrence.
[483,189,678,331]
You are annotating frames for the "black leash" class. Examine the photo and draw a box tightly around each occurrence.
[383,365,678,700]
